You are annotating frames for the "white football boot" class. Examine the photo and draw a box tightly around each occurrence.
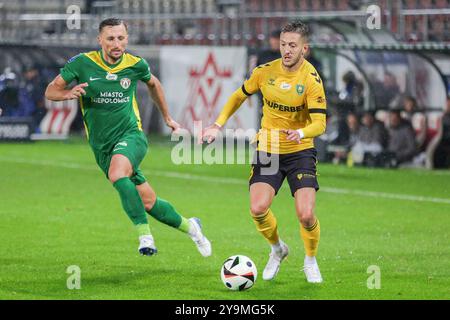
[302,257,323,283]
[188,218,212,257]
[262,240,289,280]
[138,235,157,256]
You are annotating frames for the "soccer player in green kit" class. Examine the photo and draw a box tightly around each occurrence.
[45,18,211,257]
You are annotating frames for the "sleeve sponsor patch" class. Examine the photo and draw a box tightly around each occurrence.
[67,54,81,63]
[316,96,325,104]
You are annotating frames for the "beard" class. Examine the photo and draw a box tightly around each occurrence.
[107,49,124,62]
[282,54,302,68]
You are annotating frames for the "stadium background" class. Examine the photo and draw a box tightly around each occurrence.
[0,0,449,301]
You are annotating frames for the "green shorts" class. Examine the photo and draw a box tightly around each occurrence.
[93,131,148,185]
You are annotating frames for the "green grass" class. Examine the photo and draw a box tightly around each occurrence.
[0,136,449,300]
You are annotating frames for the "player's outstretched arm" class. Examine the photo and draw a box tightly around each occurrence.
[45,75,88,101]
[146,75,180,132]
[199,87,249,144]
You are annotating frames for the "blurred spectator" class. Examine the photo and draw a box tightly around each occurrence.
[401,96,427,150]
[429,97,450,168]
[0,68,20,116]
[402,95,419,119]
[373,72,403,108]
[338,70,364,114]
[346,112,360,148]
[256,29,281,66]
[359,110,388,148]
[387,110,417,164]
[304,46,323,81]
[350,110,388,165]
[327,107,350,146]
[327,111,360,164]
[383,72,403,108]
[20,65,47,129]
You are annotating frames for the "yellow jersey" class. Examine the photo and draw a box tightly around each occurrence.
[216,58,327,154]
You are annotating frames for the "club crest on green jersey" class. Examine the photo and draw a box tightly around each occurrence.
[106,72,117,81]
[120,78,131,89]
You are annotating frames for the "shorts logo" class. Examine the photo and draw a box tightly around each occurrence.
[297,173,316,180]
[296,84,305,95]
[116,141,127,147]
[120,78,131,89]
[106,72,118,81]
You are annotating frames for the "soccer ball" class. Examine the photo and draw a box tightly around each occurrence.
[220,255,257,291]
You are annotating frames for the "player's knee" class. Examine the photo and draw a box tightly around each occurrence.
[301,216,316,228]
[297,206,315,226]
[250,201,270,216]
[143,195,157,212]
[108,170,128,184]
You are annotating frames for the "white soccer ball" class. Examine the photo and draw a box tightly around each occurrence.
[220,255,257,291]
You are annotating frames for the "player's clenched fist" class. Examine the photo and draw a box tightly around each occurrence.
[281,129,304,143]
[199,123,221,144]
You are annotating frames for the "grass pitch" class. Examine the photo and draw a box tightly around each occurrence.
[0,136,449,300]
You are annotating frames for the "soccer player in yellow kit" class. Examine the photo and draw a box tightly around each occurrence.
[201,21,326,283]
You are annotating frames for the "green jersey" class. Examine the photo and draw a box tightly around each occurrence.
[60,50,151,152]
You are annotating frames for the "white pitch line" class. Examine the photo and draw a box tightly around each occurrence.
[1,156,450,205]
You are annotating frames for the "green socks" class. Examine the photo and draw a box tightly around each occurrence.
[136,223,152,237]
[148,197,190,233]
[178,216,191,233]
[113,177,149,226]
[112,178,189,236]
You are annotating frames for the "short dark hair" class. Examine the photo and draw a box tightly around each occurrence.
[281,20,310,40]
[99,18,128,33]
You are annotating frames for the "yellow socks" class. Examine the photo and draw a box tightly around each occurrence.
[300,219,320,257]
[251,208,279,245]
[252,209,320,258]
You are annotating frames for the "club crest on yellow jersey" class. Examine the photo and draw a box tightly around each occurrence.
[296,84,305,95]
